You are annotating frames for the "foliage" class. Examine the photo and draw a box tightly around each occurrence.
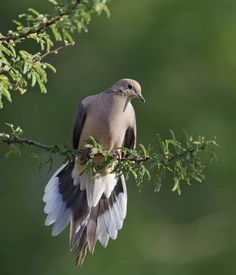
[0,0,218,194]
[0,123,218,194]
[0,0,109,108]
[84,131,218,194]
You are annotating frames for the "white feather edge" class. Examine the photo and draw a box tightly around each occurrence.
[75,168,118,208]
[96,175,128,247]
[44,162,68,192]
[43,162,71,235]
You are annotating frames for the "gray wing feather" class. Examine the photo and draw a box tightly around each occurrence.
[92,175,127,250]
[123,114,136,149]
[100,200,117,240]
[87,206,99,253]
[97,218,109,248]
[109,194,123,230]
[73,101,87,149]
[52,208,73,236]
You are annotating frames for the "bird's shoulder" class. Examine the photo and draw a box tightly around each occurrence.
[81,95,97,107]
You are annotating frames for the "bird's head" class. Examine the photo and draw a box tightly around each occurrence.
[110,78,145,103]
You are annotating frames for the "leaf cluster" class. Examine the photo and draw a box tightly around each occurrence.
[84,131,218,194]
[150,130,218,194]
[0,0,109,108]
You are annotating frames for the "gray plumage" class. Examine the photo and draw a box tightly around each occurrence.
[43,78,144,266]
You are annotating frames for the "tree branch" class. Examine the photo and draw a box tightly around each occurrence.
[1,135,150,163]
[0,134,208,165]
[0,126,218,193]
[0,0,109,107]
[0,14,65,42]
[1,136,58,152]
[0,1,80,42]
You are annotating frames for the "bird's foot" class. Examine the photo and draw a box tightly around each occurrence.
[80,148,91,164]
[114,151,122,160]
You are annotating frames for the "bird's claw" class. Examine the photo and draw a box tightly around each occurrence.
[80,148,91,164]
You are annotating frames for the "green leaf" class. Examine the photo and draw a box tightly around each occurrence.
[172,178,181,195]
[1,88,12,102]
[139,144,148,157]
[19,50,31,59]
[28,8,41,16]
[0,94,3,109]
[130,168,137,180]
[50,25,62,41]
[37,78,47,93]
[8,43,17,58]
[0,43,12,56]
[48,0,58,5]
[45,63,56,73]
[31,73,37,87]
[12,19,22,26]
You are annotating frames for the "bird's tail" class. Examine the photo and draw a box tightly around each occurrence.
[43,162,127,267]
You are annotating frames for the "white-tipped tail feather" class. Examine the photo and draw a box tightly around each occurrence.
[78,169,118,207]
[43,162,127,266]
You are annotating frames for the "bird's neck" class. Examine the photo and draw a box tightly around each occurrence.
[110,93,131,112]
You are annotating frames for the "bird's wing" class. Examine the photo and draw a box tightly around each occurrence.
[73,101,87,149]
[123,108,137,149]
[43,99,89,237]
[43,162,89,237]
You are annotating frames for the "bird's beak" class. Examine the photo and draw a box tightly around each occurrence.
[138,94,145,103]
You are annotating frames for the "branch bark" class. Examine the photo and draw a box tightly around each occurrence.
[1,136,58,152]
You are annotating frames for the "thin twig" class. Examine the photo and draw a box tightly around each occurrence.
[1,136,57,151]
[119,156,150,163]
[166,145,206,164]
[32,42,74,64]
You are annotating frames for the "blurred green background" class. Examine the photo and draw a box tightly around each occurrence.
[0,0,236,274]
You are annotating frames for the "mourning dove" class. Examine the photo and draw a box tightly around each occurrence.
[43,78,145,266]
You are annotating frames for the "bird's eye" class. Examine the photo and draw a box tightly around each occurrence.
[128,84,133,89]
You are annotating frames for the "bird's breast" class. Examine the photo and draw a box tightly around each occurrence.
[79,103,130,152]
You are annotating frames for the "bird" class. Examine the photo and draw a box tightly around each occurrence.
[43,78,145,266]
